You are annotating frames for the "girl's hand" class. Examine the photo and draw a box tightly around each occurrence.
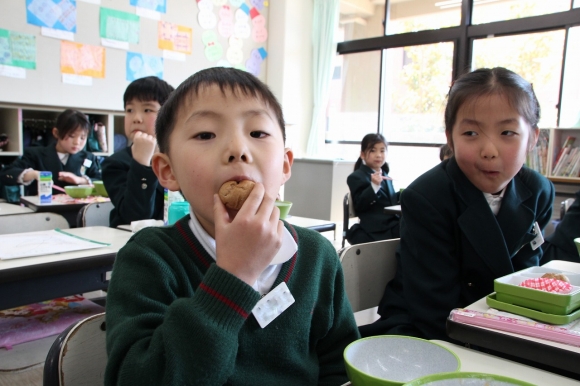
[58,171,84,185]
[132,131,157,166]
[213,182,283,286]
[22,170,40,183]
[371,171,393,185]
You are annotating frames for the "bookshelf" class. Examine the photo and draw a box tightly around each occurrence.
[527,128,580,184]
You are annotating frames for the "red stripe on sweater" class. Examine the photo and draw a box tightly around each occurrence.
[199,283,249,318]
[176,221,212,268]
[283,224,298,283]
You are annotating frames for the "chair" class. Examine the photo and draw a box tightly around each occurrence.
[341,192,357,248]
[43,312,107,386]
[76,201,114,227]
[339,238,400,313]
[0,212,69,235]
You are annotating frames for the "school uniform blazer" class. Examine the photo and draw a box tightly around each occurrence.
[0,144,101,196]
[347,165,399,235]
[542,189,580,263]
[376,158,554,341]
[101,146,164,228]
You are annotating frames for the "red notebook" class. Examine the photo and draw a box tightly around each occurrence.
[0,295,104,350]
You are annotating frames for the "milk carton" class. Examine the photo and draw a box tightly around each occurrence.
[38,171,52,204]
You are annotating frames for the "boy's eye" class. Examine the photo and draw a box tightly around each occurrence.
[250,131,268,138]
[125,108,133,113]
[194,132,215,140]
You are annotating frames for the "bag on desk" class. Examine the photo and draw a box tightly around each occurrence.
[0,295,104,350]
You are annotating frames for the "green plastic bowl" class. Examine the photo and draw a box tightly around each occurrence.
[93,180,108,197]
[274,200,292,219]
[403,371,534,385]
[344,336,460,386]
[65,185,93,198]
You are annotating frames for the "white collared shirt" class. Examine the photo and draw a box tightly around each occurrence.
[483,188,505,216]
[188,208,297,295]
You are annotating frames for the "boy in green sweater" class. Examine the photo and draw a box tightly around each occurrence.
[105,68,360,386]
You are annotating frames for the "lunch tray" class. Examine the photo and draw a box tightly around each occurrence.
[486,293,580,325]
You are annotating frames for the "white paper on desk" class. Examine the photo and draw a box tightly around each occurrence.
[0,229,110,260]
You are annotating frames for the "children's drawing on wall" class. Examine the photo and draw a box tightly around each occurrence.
[226,36,243,65]
[130,0,167,14]
[202,30,223,62]
[246,47,266,76]
[250,0,267,11]
[198,0,217,29]
[250,7,267,42]
[218,5,234,38]
[126,51,163,81]
[158,20,192,61]
[99,7,140,49]
[234,4,251,39]
[26,0,77,32]
[0,29,36,70]
[61,41,105,85]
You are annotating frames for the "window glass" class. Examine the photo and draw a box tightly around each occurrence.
[472,0,572,25]
[338,2,384,42]
[386,0,460,35]
[325,51,381,144]
[575,0,580,7]
[381,42,454,144]
[472,30,566,128]
[559,26,580,128]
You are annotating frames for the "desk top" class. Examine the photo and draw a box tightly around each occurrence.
[0,226,132,276]
[20,195,109,211]
[433,340,579,386]
[0,203,33,216]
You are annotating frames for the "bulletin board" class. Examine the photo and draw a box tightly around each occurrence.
[0,0,270,112]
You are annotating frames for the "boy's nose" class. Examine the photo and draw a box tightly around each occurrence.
[132,112,143,123]
[225,136,251,163]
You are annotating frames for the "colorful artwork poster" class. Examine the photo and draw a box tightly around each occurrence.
[126,51,163,81]
[26,0,77,32]
[61,41,105,77]
[0,29,36,69]
[99,7,140,43]
[158,21,192,54]
[130,0,167,13]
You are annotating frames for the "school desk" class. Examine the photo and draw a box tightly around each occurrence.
[446,260,580,380]
[20,195,109,228]
[0,226,131,311]
[0,203,33,216]
[383,204,402,215]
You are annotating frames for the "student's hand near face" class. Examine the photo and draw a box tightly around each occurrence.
[132,131,157,166]
[213,182,284,286]
[58,171,87,185]
[371,171,389,185]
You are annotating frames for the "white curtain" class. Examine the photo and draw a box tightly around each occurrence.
[306,0,340,156]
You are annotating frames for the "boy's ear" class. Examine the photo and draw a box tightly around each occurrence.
[281,148,293,185]
[152,152,180,191]
[52,127,59,139]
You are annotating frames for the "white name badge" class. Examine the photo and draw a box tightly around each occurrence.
[252,282,295,328]
[530,221,544,250]
[83,159,93,168]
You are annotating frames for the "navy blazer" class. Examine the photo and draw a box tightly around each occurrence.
[347,165,399,236]
[0,144,101,196]
[542,189,580,263]
[101,146,164,228]
[373,158,554,341]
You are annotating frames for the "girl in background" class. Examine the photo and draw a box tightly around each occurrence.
[0,109,101,196]
[361,67,554,340]
[346,133,400,245]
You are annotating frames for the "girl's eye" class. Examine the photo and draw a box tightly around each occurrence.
[194,132,215,140]
[250,131,267,138]
[502,130,517,136]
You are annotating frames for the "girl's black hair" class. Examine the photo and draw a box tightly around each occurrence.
[354,133,390,174]
[156,67,285,154]
[53,109,90,139]
[445,67,540,145]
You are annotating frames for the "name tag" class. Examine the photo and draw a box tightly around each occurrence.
[252,282,295,328]
[83,159,92,168]
[530,221,544,250]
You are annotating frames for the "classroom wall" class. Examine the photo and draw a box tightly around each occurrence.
[0,0,273,112]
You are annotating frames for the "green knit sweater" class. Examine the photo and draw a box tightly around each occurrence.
[105,216,360,386]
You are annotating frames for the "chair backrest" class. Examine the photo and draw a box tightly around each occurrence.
[339,238,400,312]
[342,192,357,248]
[43,313,107,386]
[0,212,69,235]
[77,201,114,227]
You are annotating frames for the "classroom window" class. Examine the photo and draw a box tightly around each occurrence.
[559,26,580,128]
[471,30,566,128]
[386,0,460,35]
[472,0,573,25]
[575,0,580,7]
[338,2,384,42]
[382,42,454,144]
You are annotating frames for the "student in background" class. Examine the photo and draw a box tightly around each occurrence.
[439,143,453,161]
[104,68,359,385]
[101,76,174,228]
[360,67,554,340]
[0,109,101,196]
[541,189,580,263]
[346,133,400,245]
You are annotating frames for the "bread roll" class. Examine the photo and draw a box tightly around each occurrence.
[219,180,255,210]
[541,272,570,283]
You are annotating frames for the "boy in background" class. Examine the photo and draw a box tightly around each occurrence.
[105,68,360,385]
[102,76,174,228]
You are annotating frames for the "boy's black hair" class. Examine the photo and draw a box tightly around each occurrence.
[354,133,390,175]
[156,67,285,154]
[53,109,90,139]
[445,67,540,143]
[123,76,175,108]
